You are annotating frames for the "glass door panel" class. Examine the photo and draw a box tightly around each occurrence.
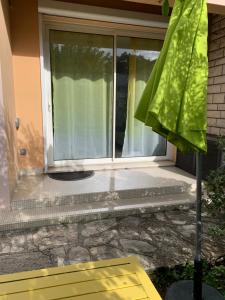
[50,30,114,160]
[116,36,166,158]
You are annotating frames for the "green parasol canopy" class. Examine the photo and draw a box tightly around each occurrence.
[135,0,208,153]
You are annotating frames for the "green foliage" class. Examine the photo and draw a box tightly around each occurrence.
[151,260,225,297]
[217,136,225,153]
[203,136,225,237]
[208,224,225,237]
[204,168,225,213]
[150,263,194,297]
[162,0,169,16]
[204,264,225,296]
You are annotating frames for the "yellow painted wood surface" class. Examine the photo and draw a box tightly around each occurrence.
[0,256,162,300]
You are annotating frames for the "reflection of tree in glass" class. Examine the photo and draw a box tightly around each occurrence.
[117,51,157,89]
[51,43,113,81]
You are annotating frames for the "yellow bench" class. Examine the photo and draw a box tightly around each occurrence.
[0,256,162,299]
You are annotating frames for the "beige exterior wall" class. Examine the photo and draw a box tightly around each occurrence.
[10,0,44,172]
[0,0,17,207]
[208,14,225,136]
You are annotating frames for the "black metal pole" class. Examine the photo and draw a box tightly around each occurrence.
[165,152,224,300]
[193,152,203,300]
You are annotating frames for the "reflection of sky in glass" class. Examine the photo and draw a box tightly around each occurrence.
[117,49,160,61]
[53,44,159,61]
[53,44,64,52]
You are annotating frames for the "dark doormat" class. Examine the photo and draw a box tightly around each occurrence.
[48,171,94,181]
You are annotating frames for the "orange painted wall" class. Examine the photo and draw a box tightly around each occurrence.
[10,0,44,171]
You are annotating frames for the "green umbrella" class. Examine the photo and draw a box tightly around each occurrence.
[135,0,208,154]
[135,0,225,299]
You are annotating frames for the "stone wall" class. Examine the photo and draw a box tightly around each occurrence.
[208,14,225,137]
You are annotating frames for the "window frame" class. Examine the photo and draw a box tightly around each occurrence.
[40,14,175,171]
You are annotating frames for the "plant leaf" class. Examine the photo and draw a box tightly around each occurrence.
[162,0,169,16]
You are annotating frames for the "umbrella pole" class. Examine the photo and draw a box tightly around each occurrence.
[193,152,203,300]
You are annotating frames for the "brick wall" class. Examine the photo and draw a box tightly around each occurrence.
[208,14,225,137]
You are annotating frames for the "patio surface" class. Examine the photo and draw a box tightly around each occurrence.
[0,166,223,281]
[0,209,223,276]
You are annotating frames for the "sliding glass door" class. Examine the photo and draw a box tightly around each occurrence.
[49,29,166,162]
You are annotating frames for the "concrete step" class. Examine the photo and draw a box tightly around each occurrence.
[2,192,196,231]
[11,183,192,211]
[12,167,196,211]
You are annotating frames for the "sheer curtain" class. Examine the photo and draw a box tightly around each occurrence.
[50,30,113,161]
[122,38,166,157]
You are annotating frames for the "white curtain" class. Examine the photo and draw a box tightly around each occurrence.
[122,41,166,157]
[50,30,113,160]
